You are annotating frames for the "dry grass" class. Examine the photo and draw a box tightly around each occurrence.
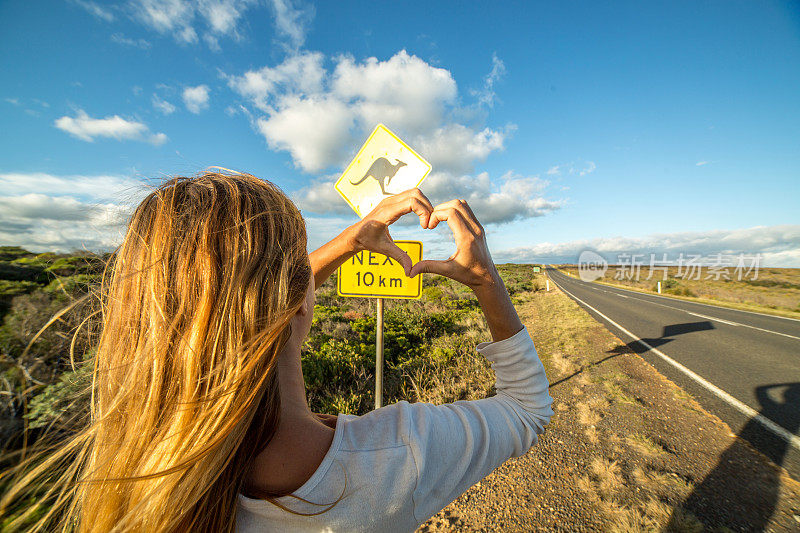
[576,474,598,501]
[575,372,592,387]
[577,401,602,425]
[590,457,624,497]
[550,350,579,375]
[605,381,638,405]
[585,425,599,444]
[607,497,704,533]
[626,434,666,457]
[558,265,800,319]
[578,460,704,533]
[630,466,695,500]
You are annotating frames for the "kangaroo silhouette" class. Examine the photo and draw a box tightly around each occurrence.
[350,157,407,195]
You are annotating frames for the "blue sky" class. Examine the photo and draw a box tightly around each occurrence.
[1,0,799,265]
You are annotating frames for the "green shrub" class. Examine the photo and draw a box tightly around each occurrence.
[44,255,105,277]
[26,361,92,430]
[0,246,36,262]
[422,286,445,301]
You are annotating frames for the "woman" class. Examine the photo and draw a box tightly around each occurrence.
[1,170,553,532]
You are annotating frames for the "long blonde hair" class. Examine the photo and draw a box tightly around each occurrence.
[2,170,312,532]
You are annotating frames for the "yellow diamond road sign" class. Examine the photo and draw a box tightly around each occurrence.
[335,124,432,218]
[337,241,422,299]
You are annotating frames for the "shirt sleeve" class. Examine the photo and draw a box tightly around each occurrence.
[405,326,554,524]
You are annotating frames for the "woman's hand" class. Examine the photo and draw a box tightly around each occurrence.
[409,199,523,342]
[309,188,433,288]
[347,188,434,276]
[408,199,499,291]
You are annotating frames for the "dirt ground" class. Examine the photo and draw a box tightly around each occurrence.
[417,284,800,532]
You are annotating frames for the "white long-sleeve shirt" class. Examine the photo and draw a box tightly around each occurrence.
[237,326,554,532]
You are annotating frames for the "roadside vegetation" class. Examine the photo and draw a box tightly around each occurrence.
[0,246,540,528]
[558,264,800,319]
[2,247,798,531]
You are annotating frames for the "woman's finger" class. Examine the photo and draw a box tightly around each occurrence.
[426,208,472,243]
[409,258,455,278]
[373,238,413,276]
[454,199,483,234]
[373,191,433,227]
[399,188,434,216]
[428,199,482,234]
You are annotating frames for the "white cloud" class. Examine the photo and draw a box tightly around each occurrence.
[291,176,357,217]
[331,51,458,134]
[0,172,146,201]
[268,0,314,50]
[546,161,596,177]
[471,53,506,108]
[131,0,197,42]
[128,0,259,47]
[0,195,130,253]
[152,94,177,114]
[198,0,253,34]
[111,33,151,49]
[78,1,303,50]
[696,160,709,166]
[227,50,509,174]
[415,124,510,174]
[256,96,354,172]
[5,98,20,106]
[53,109,168,145]
[421,171,561,224]
[496,225,800,267]
[579,161,596,176]
[71,0,115,22]
[0,172,155,253]
[226,51,326,112]
[183,85,211,113]
[204,34,221,51]
[0,194,106,221]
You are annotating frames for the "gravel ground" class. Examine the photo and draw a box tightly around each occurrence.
[417,286,800,532]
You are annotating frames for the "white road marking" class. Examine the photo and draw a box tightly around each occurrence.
[686,312,740,327]
[558,272,800,341]
[548,272,800,452]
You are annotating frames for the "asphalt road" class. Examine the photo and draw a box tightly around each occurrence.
[546,267,800,479]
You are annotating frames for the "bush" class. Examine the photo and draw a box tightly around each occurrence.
[26,360,92,430]
[658,278,695,297]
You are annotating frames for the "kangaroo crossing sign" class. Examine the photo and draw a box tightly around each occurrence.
[337,241,423,299]
[335,124,432,218]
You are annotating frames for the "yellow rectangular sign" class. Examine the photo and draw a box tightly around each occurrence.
[337,241,422,299]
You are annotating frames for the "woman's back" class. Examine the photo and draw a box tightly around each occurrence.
[238,327,552,532]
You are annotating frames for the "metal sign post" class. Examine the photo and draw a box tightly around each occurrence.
[375,298,384,409]
[333,124,432,411]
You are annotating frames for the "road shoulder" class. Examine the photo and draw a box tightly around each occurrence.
[418,283,800,532]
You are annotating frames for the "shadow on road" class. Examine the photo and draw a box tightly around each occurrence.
[667,382,800,531]
[624,320,715,352]
[549,321,715,390]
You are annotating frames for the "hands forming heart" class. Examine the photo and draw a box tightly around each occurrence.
[350,188,500,292]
